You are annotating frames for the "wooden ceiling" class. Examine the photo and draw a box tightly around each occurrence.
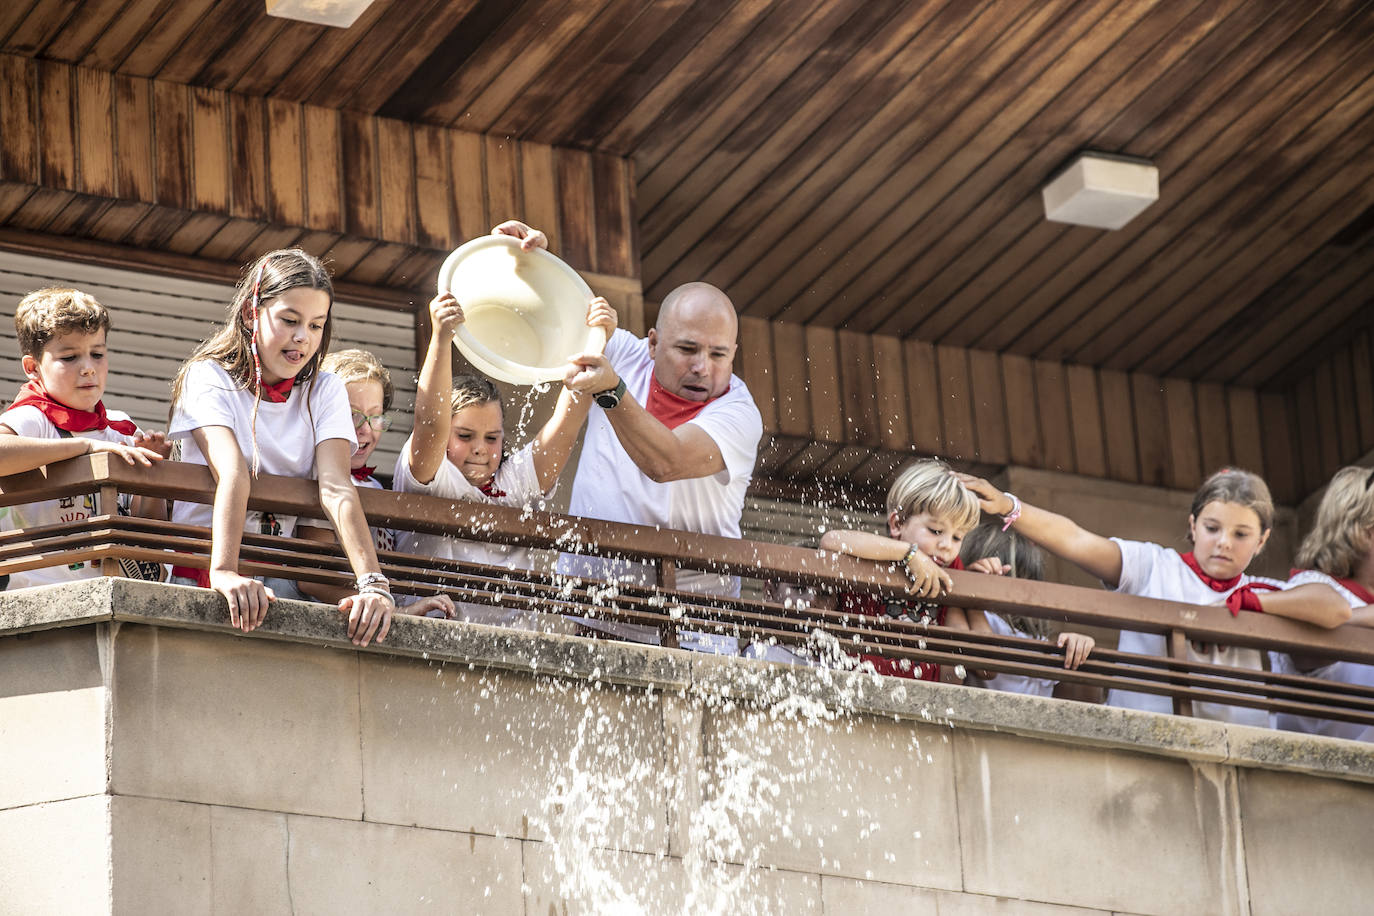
[3,0,1373,388]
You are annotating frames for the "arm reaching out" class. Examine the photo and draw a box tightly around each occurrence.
[191,425,274,632]
[408,293,464,487]
[315,438,392,647]
[530,297,619,492]
[818,528,952,599]
[956,472,1125,587]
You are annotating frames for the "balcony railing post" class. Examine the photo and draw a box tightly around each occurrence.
[657,558,680,649]
[1169,628,1194,717]
[99,484,120,577]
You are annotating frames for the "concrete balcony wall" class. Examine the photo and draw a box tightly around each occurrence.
[2,578,1373,915]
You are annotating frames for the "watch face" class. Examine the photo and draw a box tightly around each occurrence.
[595,392,619,409]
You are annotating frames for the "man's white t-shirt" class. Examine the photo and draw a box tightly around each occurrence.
[0,405,139,590]
[557,329,763,598]
[393,437,558,630]
[1105,538,1280,727]
[168,360,357,538]
[1269,570,1374,743]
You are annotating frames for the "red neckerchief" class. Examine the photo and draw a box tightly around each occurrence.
[1290,568,1374,606]
[479,479,506,499]
[645,375,725,429]
[260,376,294,403]
[9,380,138,436]
[1179,551,1243,592]
[351,466,376,482]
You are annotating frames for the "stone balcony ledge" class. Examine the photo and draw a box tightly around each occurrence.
[4,576,1372,787]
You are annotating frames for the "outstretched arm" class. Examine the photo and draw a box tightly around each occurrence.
[1248,584,1352,629]
[819,529,952,600]
[407,293,463,487]
[956,473,1125,587]
[315,438,393,647]
[191,425,274,632]
[0,426,163,475]
[530,297,618,492]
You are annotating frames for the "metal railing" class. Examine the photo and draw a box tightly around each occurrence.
[3,453,1374,729]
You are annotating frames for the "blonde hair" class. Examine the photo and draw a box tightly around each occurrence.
[15,288,110,357]
[1189,467,1274,534]
[450,374,501,416]
[886,459,980,534]
[322,349,393,411]
[962,521,1050,639]
[169,249,334,473]
[1295,466,1374,577]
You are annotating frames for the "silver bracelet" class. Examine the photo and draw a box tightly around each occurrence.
[356,572,389,591]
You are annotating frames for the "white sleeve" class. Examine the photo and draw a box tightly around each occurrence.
[1287,569,1361,606]
[603,328,640,372]
[490,441,547,504]
[685,385,763,485]
[393,435,481,501]
[0,405,56,438]
[1110,538,1162,595]
[309,373,359,451]
[168,361,239,439]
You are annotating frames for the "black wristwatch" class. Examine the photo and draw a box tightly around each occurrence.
[594,377,627,409]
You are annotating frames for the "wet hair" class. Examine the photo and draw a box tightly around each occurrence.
[886,459,980,535]
[961,521,1051,639]
[450,374,502,416]
[14,288,111,358]
[169,249,334,472]
[1295,466,1374,577]
[1189,467,1274,536]
[322,349,393,411]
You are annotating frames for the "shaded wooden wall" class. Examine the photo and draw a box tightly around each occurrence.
[0,54,639,291]
[1284,326,1374,500]
[734,317,1327,505]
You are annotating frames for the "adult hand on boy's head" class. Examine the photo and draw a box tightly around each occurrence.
[491,220,548,251]
[133,430,173,460]
[429,292,465,341]
[953,472,1014,516]
[90,439,166,467]
[563,353,618,394]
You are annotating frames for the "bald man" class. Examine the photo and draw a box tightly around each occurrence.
[557,282,764,648]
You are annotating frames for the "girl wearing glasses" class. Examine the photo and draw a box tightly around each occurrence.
[265,348,456,619]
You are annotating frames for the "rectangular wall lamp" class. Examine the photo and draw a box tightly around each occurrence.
[1043,152,1159,230]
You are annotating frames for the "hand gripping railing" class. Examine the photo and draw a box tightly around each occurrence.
[4,453,1374,729]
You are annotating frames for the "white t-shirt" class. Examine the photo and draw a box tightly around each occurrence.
[168,361,357,539]
[296,474,397,554]
[0,405,139,590]
[393,437,553,629]
[557,328,763,599]
[1105,538,1281,727]
[967,612,1058,698]
[1269,570,1374,743]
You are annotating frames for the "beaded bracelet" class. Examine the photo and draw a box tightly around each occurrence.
[1000,492,1022,532]
[356,571,389,591]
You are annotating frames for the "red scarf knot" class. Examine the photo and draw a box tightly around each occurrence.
[351,466,376,482]
[645,375,727,429]
[9,380,137,436]
[1224,582,1279,616]
[479,479,507,499]
[260,376,295,403]
[1179,551,1243,592]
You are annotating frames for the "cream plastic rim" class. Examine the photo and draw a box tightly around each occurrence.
[436,235,605,386]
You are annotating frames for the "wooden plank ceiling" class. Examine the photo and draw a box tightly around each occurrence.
[2,0,1373,391]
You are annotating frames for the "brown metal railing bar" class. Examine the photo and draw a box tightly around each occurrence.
[79,458,1374,663]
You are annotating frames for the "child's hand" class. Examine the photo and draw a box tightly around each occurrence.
[953,472,1015,516]
[491,220,548,251]
[88,439,166,467]
[903,548,953,599]
[210,570,275,633]
[1058,631,1095,669]
[133,430,174,460]
[564,353,619,394]
[586,296,617,333]
[339,591,393,646]
[429,293,465,342]
[966,556,1011,576]
[406,593,456,619]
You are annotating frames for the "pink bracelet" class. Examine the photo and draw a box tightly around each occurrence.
[1000,492,1022,531]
